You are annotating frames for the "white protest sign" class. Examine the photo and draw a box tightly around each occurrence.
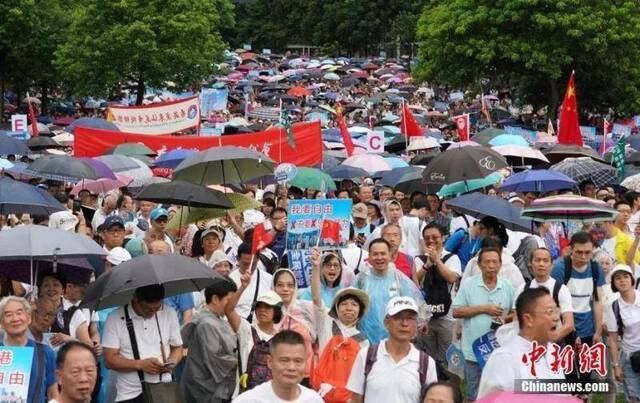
[367,131,385,153]
[11,114,27,133]
[275,163,298,185]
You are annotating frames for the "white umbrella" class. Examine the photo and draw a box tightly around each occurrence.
[28,122,50,135]
[323,73,340,81]
[407,137,440,151]
[492,145,549,162]
[118,157,153,180]
[342,153,392,174]
[621,174,640,191]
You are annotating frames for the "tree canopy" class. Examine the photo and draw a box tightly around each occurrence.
[415,0,640,115]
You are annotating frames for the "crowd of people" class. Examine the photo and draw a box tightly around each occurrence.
[1,52,640,403]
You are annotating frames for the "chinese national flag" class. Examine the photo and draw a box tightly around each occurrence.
[601,119,613,155]
[400,102,423,137]
[557,72,583,146]
[27,94,39,137]
[452,114,469,141]
[251,223,274,254]
[320,219,341,244]
[336,106,355,157]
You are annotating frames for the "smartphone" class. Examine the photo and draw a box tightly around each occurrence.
[72,200,81,214]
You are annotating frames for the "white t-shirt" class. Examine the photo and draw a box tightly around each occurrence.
[414,250,462,321]
[605,290,640,352]
[341,243,369,274]
[62,298,97,338]
[347,340,438,403]
[229,268,273,319]
[233,381,323,403]
[102,305,183,402]
[513,278,574,314]
[366,216,425,258]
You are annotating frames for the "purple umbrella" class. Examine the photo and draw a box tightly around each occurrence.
[78,158,117,180]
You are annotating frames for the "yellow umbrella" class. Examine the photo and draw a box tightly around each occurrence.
[167,193,261,229]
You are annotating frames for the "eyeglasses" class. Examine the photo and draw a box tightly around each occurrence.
[535,307,559,316]
[324,263,341,269]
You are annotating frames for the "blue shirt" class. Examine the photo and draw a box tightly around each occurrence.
[452,274,515,362]
[551,259,605,338]
[0,339,56,403]
[164,293,195,324]
[444,228,481,270]
[270,232,287,260]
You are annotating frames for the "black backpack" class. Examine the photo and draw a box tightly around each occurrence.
[418,253,454,318]
[51,305,80,335]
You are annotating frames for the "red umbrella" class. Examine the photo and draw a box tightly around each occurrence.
[362,63,379,71]
[349,71,369,80]
[240,52,256,60]
[287,86,311,97]
[235,65,253,72]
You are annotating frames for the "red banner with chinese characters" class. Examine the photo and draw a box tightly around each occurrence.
[74,121,323,166]
[106,96,200,135]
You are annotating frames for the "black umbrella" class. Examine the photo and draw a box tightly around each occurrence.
[409,153,437,166]
[135,180,234,208]
[326,165,369,180]
[422,146,508,185]
[26,155,105,181]
[386,134,408,153]
[0,258,94,284]
[80,254,225,310]
[447,193,535,232]
[0,135,30,155]
[26,136,63,151]
[541,144,604,165]
[0,177,65,215]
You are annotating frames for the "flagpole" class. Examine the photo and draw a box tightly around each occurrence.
[279,98,283,163]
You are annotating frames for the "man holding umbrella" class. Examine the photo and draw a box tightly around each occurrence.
[103,284,183,403]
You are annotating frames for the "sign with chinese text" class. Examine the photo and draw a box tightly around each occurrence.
[287,249,312,289]
[579,126,596,148]
[286,199,352,250]
[612,123,632,141]
[522,341,607,377]
[472,331,499,369]
[0,346,33,401]
[107,96,200,135]
[200,89,228,117]
[274,163,298,184]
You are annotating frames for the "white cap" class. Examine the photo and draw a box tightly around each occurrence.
[106,247,132,266]
[48,210,79,232]
[209,250,232,267]
[385,296,419,317]
[255,290,282,307]
[610,264,634,280]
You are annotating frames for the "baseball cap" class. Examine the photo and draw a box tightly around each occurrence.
[610,264,635,292]
[48,210,79,232]
[150,208,169,221]
[201,226,225,241]
[254,290,283,307]
[103,215,125,230]
[106,247,132,266]
[352,203,368,219]
[385,296,419,317]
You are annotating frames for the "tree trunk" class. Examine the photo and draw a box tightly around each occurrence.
[136,74,145,106]
[548,78,560,121]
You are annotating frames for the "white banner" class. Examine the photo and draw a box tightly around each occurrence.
[11,114,27,133]
[367,131,385,153]
[107,96,200,135]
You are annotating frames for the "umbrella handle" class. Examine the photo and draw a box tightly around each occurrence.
[52,247,61,273]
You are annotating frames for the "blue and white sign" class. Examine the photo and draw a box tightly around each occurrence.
[472,331,500,369]
[0,346,34,401]
[274,163,298,184]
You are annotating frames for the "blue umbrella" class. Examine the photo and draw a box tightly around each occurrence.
[66,117,120,134]
[489,134,530,147]
[447,193,535,232]
[378,166,422,185]
[326,165,369,180]
[500,170,577,193]
[154,149,198,169]
[385,156,409,169]
[322,128,342,142]
[0,177,65,215]
[37,116,54,124]
[0,134,30,155]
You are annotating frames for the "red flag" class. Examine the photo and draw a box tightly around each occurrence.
[601,119,613,155]
[320,219,341,244]
[452,114,470,141]
[336,106,355,157]
[400,102,423,137]
[251,223,274,254]
[27,94,39,137]
[557,72,583,146]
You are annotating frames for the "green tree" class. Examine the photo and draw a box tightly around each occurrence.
[55,0,233,105]
[416,0,640,116]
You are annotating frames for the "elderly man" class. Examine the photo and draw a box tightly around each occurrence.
[0,296,58,402]
[91,193,118,234]
[366,199,424,258]
[56,341,99,403]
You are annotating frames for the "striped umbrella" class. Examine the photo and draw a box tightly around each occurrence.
[550,157,617,187]
[521,194,618,222]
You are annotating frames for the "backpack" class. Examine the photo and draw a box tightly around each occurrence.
[562,256,599,302]
[258,249,280,275]
[512,236,539,281]
[417,253,455,318]
[612,300,625,337]
[51,305,80,335]
[312,322,366,402]
[364,343,430,396]
[245,327,273,390]
[524,280,562,308]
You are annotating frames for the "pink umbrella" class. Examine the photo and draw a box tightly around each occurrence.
[478,392,581,403]
[70,175,132,196]
[342,153,392,173]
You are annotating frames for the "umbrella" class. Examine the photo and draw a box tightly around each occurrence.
[135,180,233,208]
[94,154,141,173]
[542,144,604,164]
[25,155,105,182]
[550,157,618,187]
[106,157,153,181]
[78,158,118,180]
[173,146,275,185]
[437,172,502,198]
[326,165,368,180]
[0,225,105,259]
[470,128,507,145]
[386,134,409,153]
[26,137,63,151]
[167,193,261,229]
[0,258,94,285]
[288,167,337,191]
[446,140,481,149]
[500,170,577,193]
[621,173,640,191]
[106,143,156,157]
[0,135,30,155]
[342,154,392,174]
[53,116,75,126]
[447,193,535,232]
[521,194,618,223]
[323,73,340,81]
[477,392,581,403]
[407,137,439,151]
[70,176,132,196]
[0,158,13,169]
[127,176,170,190]
[384,157,409,169]
[492,145,549,164]
[65,117,120,134]
[488,134,529,147]
[422,146,508,185]
[0,177,65,215]
[51,132,74,146]
[287,86,311,97]
[80,254,224,311]
[153,149,198,169]
[28,122,51,136]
